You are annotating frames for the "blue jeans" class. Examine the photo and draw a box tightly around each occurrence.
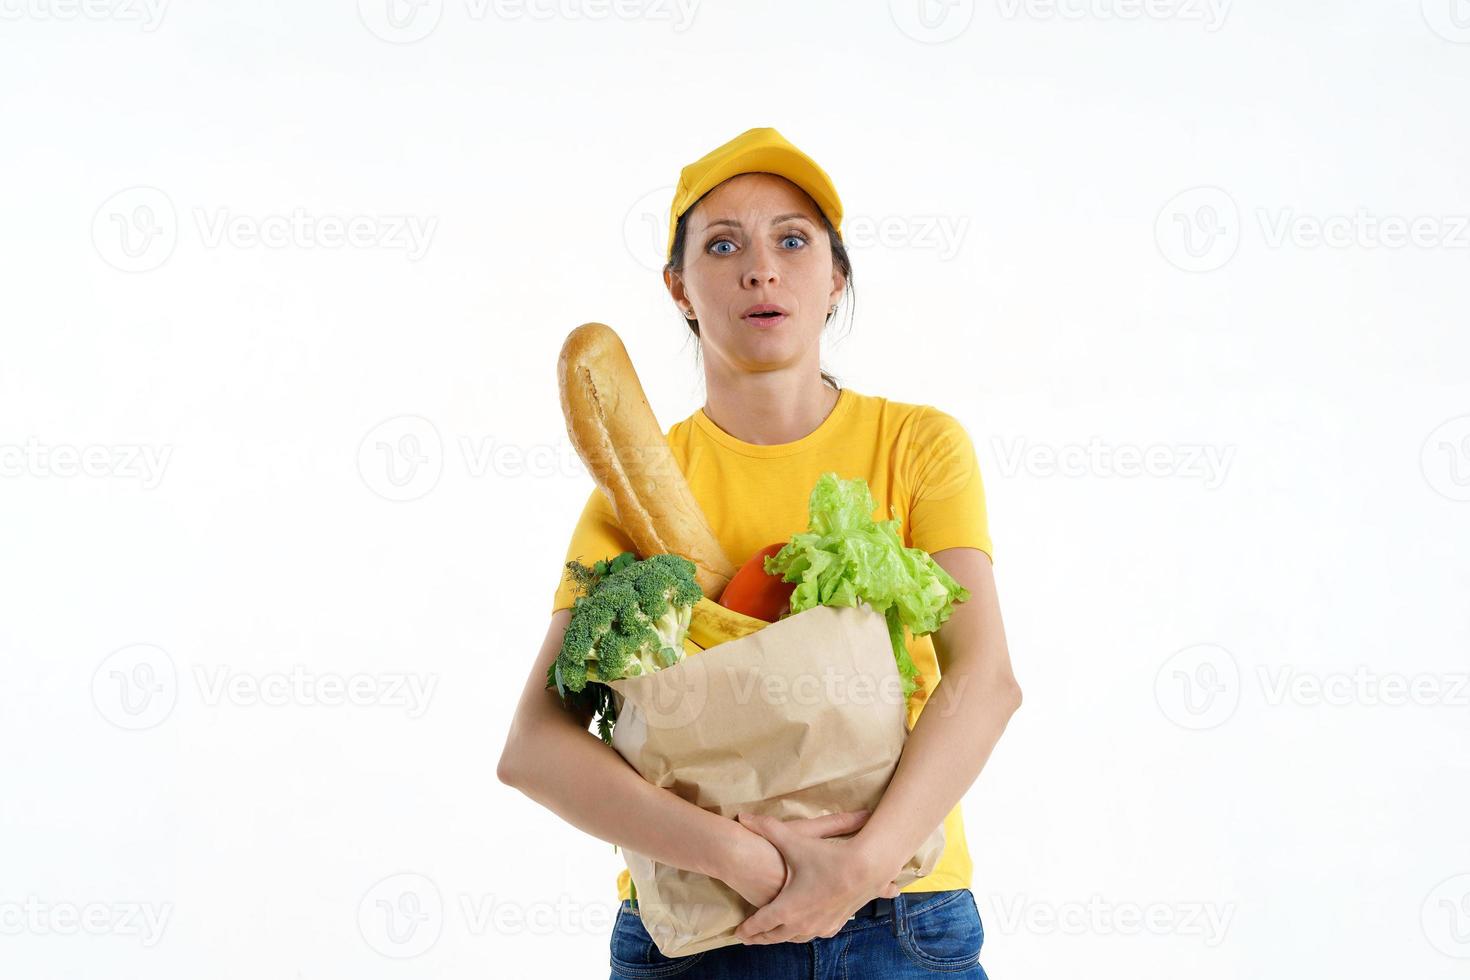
[609,889,990,979]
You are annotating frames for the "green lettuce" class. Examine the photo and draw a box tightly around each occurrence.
[764,473,971,700]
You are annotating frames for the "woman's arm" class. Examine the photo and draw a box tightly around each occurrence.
[497,609,752,881]
[852,545,1022,877]
[734,545,1021,944]
[501,609,908,910]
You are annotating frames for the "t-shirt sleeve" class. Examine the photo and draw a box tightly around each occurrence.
[550,487,639,614]
[904,407,994,562]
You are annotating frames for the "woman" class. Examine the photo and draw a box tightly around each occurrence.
[498,127,1022,979]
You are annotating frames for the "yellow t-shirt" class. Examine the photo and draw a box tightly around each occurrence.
[549,386,994,902]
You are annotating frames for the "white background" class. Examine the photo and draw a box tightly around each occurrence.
[3,1,1468,977]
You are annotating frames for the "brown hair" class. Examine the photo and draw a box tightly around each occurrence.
[664,186,854,391]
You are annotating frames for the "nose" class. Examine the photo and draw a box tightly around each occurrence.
[742,240,779,288]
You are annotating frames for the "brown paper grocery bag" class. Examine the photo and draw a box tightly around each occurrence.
[606,602,946,958]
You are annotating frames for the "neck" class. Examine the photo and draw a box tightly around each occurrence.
[701,372,839,446]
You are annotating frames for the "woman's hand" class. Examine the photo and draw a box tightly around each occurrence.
[716,809,881,910]
[732,810,903,945]
[716,820,786,909]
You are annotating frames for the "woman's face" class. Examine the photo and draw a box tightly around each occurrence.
[666,172,845,378]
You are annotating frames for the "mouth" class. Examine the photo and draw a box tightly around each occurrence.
[742,304,789,326]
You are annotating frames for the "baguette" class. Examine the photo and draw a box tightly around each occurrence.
[558,322,735,599]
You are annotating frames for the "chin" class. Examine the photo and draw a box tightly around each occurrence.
[710,321,811,360]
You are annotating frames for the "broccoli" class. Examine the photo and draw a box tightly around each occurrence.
[545,551,704,744]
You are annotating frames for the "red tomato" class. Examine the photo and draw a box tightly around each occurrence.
[716,542,795,622]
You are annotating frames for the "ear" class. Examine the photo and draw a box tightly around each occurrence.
[665,266,689,310]
[828,265,845,311]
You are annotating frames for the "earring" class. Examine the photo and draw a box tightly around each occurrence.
[684,309,696,319]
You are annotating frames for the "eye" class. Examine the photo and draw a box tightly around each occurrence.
[707,238,736,255]
[780,232,808,249]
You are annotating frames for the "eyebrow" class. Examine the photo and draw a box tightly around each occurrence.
[701,212,816,231]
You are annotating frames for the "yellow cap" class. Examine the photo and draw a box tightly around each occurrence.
[666,127,844,263]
